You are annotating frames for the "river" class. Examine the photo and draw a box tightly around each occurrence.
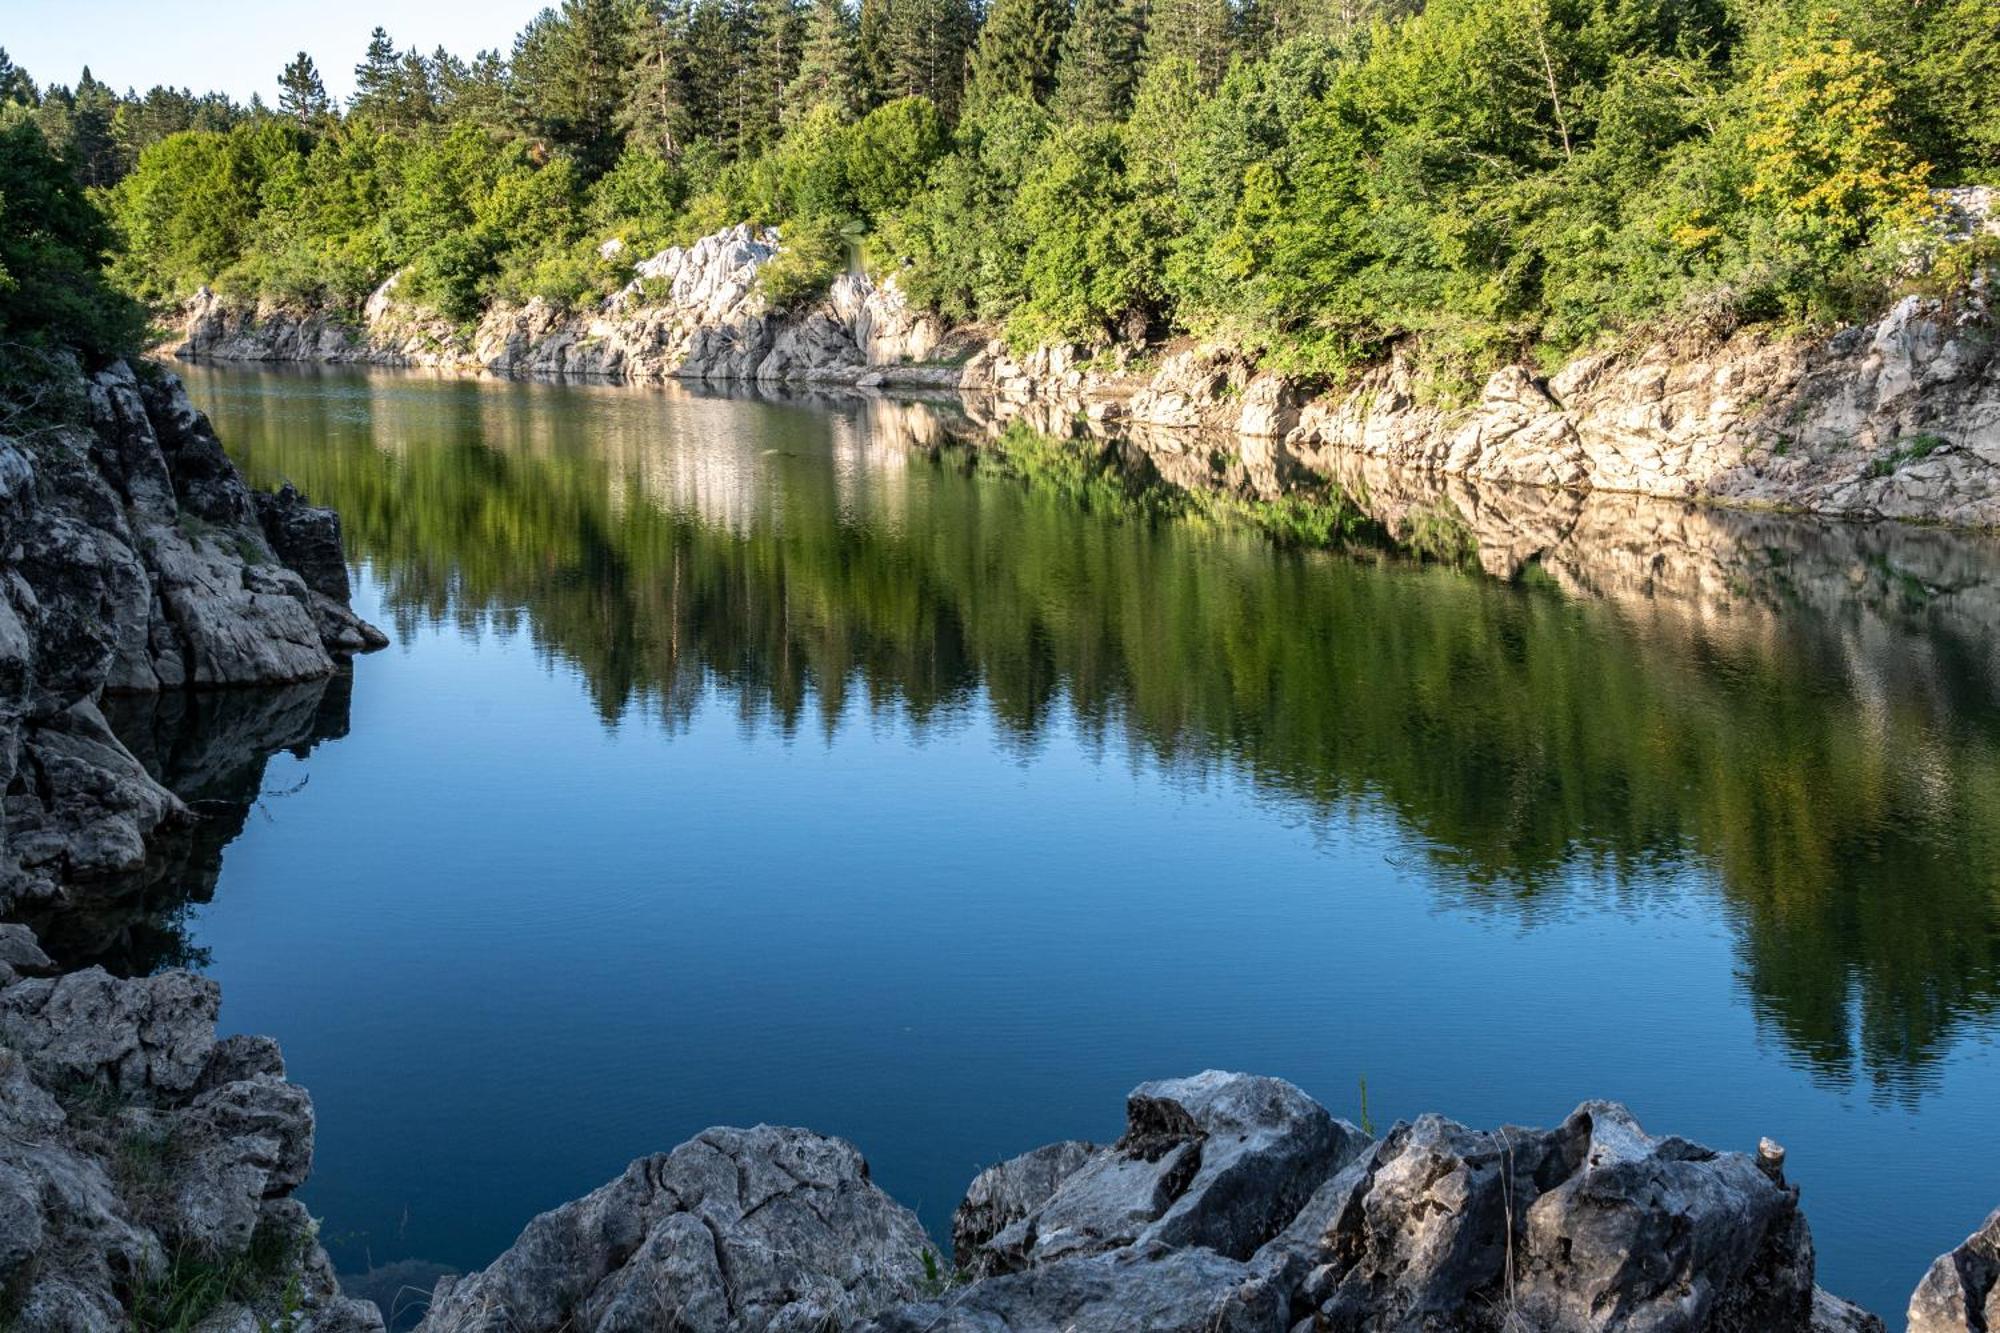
[73,361,2000,1324]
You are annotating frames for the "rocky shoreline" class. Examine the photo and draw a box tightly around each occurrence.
[1,356,385,1328]
[5,350,1999,1332]
[174,212,2000,529]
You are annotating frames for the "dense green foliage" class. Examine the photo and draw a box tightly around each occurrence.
[0,118,143,363]
[6,0,1997,374]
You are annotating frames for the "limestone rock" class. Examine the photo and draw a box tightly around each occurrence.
[1908,1208,2000,1333]
[858,1243,1288,1333]
[0,959,378,1333]
[0,358,380,918]
[967,1071,1368,1276]
[952,1140,1101,1277]
[1296,1100,1824,1333]
[416,1125,933,1333]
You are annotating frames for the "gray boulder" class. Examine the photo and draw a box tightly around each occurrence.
[416,1125,933,1333]
[1908,1208,2000,1333]
[0,955,379,1333]
[967,1071,1367,1277]
[1295,1101,1837,1333]
[952,1140,1100,1277]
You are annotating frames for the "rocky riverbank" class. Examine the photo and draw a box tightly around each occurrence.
[1,354,384,1329]
[172,201,2000,528]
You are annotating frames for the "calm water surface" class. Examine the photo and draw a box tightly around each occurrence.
[114,364,2000,1322]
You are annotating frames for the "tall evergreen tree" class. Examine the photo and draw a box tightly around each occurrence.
[277,52,332,126]
[966,0,1069,108]
[1052,0,1145,122]
[786,0,862,119]
[862,0,975,117]
[621,0,695,157]
[351,28,401,120]
[439,49,514,135]
[67,68,123,187]
[743,0,805,152]
[513,0,633,173]
[0,49,35,106]
[1144,0,1234,89]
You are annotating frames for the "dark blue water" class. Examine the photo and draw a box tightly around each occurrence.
[124,364,2000,1322]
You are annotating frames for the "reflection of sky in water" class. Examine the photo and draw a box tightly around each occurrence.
[158,364,2000,1322]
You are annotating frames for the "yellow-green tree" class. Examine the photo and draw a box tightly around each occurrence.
[1743,15,1933,268]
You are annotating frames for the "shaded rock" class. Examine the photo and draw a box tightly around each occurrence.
[858,1243,1287,1333]
[0,359,380,918]
[1812,1287,1887,1333]
[969,1071,1367,1276]
[0,965,218,1095]
[952,1140,1101,1277]
[1298,1101,1824,1333]
[1908,1207,2000,1333]
[416,1125,932,1333]
[0,968,377,1333]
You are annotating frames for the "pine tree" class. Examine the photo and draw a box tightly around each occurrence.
[621,0,696,158]
[441,49,514,135]
[966,0,1069,108]
[1144,0,1234,90]
[743,0,805,152]
[682,0,741,149]
[863,0,975,116]
[0,48,36,106]
[513,0,633,173]
[1052,0,1144,122]
[786,0,862,120]
[68,67,123,187]
[277,52,332,126]
[352,28,401,121]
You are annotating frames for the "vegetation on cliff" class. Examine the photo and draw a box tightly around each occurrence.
[3,0,1996,382]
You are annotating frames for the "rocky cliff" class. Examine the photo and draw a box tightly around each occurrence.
[1,355,384,1331]
[176,225,959,386]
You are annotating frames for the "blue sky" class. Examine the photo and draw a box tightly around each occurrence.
[0,0,552,103]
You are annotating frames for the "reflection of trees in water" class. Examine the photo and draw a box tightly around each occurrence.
[192,366,2000,1099]
[25,672,355,976]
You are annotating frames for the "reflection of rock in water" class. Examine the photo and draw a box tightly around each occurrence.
[20,670,354,975]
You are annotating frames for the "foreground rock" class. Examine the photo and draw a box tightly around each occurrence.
[1908,1207,2000,1332]
[0,958,379,1331]
[0,358,382,919]
[957,1071,1368,1278]
[415,1126,932,1332]
[422,1071,1929,1333]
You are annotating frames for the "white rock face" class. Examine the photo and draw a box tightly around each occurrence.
[176,225,955,386]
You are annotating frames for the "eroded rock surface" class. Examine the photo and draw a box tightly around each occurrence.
[1908,1208,2000,1333]
[0,359,380,918]
[963,1072,1367,1278]
[415,1125,932,1333]
[0,958,379,1333]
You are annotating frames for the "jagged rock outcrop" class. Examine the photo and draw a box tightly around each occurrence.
[444,1073,1912,1333]
[414,1125,933,1333]
[1101,283,2000,524]
[176,226,966,388]
[1908,1208,2000,1333]
[0,959,380,1332]
[1283,1101,1865,1333]
[1,359,382,917]
[960,1072,1368,1278]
